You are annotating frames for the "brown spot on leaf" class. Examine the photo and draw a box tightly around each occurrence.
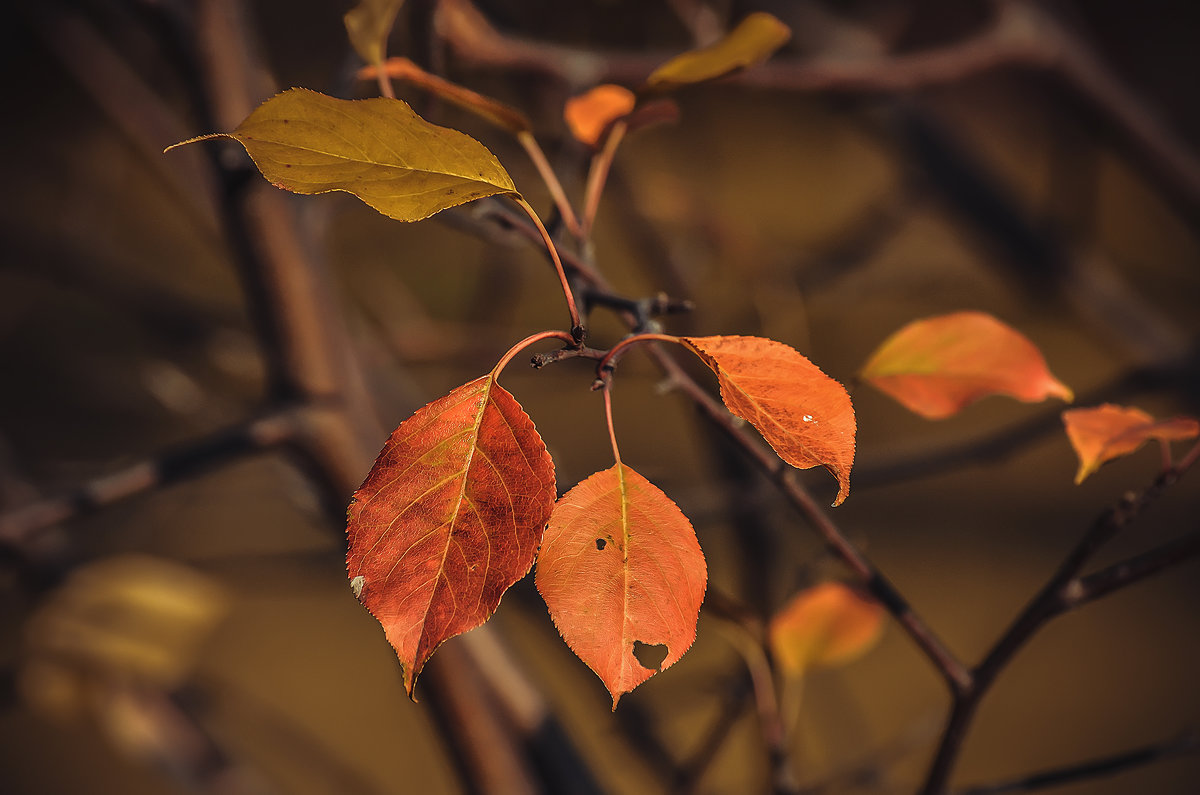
[595,538,606,550]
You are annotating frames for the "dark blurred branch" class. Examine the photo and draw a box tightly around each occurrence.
[0,408,304,550]
[1072,527,1200,607]
[26,1,220,232]
[920,455,1199,793]
[953,728,1200,795]
[434,0,1200,223]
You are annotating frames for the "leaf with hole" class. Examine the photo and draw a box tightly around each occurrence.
[768,582,884,677]
[682,335,856,506]
[167,88,517,222]
[1062,404,1199,484]
[643,12,791,93]
[564,84,636,147]
[344,0,406,67]
[346,375,556,696]
[861,311,1073,419]
[536,464,706,708]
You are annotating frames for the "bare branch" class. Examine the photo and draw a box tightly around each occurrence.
[0,409,304,549]
[954,729,1200,795]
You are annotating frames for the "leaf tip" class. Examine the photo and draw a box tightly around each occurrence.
[163,133,228,154]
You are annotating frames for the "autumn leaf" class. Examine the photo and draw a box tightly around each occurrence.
[861,311,1073,420]
[346,375,556,696]
[564,84,636,147]
[536,464,706,708]
[643,12,791,93]
[768,582,884,676]
[167,88,516,222]
[1063,404,1199,484]
[344,0,405,67]
[682,335,856,506]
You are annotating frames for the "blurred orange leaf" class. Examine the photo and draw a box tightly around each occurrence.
[682,335,856,506]
[536,464,706,708]
[1062,404,1199,484]
[644,12,791,93]
[861,311,1073,419]
[768,582,884,676]
[346,375,556,696]
[564,84,636,147]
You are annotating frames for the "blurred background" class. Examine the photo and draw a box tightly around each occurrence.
[1,0,1199,793]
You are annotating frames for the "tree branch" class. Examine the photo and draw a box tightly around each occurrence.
[953,729,1200,795]
[0,408,304,550]
[920,456,1199,793]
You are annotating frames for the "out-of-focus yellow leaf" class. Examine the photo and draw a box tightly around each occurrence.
[20,555,228,722]
[1063,404,1199,484]
[644,12,791,93]
[564,84,636,146]
[344,0,406,66]
[167,89,517,222]
[768,582,884,676]
[861,311,1073,419]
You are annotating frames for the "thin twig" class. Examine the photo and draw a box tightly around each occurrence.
[953,729,1200,795]
[920,457,1199,794]
[1071,527,1200,608]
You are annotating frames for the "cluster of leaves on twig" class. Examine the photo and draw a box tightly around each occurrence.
[168,0,1199,782]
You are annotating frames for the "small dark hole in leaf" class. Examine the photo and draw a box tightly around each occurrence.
[632,640,668,671]
[595,538,606,550]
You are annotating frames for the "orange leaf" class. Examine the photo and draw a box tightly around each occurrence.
[1062,403,1199,484]
[346,375,556,696]
[564,84,636,147]
[536,464,706,708]
[768,582,884,676]
[682,335,856,506]
[861,311,1073,419]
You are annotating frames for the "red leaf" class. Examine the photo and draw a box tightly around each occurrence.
[1062,403,1199,484]
[861,311,1073,419]
[682,335,856,506]
[536,464,706,708]
[346,375,556,696]
[768,582,884,676]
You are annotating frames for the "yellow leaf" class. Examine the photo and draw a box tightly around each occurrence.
[344,0,406,66]
[768,582,884,676]
[644,12,791,93]
[1062,404,1199,484]
[167,88,517,222]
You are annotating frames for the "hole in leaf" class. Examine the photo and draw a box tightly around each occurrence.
[633,640,668,671]
[595,538,606,550]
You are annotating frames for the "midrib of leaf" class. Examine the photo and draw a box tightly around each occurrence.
[419,377,494,640]
[240,131,502,186]
[617,462,632,679]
